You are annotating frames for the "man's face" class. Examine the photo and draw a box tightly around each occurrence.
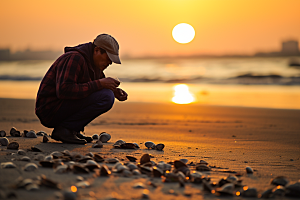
[93,47,112,71]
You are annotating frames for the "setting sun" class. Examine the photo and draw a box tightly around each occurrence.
[172,84,195,104]
[172,23,195,44]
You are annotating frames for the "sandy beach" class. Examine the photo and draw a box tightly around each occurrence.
[0,98,299,200]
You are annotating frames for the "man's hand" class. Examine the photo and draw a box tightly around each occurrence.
[99,77,120,91]
[114,88,128,101]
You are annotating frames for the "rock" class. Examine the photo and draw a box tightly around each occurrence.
[7,142,19,150]
[0,130,6,137]
[99,132,111,143]
[10,127,21,137]
[0,137,9,146]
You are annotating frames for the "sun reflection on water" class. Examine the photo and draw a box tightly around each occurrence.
[172,84,195,104]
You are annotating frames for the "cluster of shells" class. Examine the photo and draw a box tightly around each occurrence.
[0,128,48,149]
[1,149,299,199]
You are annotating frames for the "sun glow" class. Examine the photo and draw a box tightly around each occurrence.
[172,84,195,104]
[172,23,195,44]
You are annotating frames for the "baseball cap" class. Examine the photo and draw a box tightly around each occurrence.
[93,34,121,64]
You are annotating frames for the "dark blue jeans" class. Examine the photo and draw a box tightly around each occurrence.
[47,89,114,132]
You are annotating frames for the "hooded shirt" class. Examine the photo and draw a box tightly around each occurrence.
[35,42,105,125]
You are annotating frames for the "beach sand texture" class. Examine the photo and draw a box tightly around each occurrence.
[0,98,299,199]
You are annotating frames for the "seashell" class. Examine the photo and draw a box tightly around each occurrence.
[164,163,172,171]
[164,172,180,182]
[114,139,126,146]
[51,151,63,158]
[73,164,89,174]
[98,165,111,176]
[261,188,273,199]
[271,176,289,186]
[140,166,152,175]
[86,160,98,165]
[1,162,17,168]
[203,179,213,192]
[133,143,140,148]
[132,169,141,175]
[36,131,46,136]
[126,155,137,162]
[156,162,165,171]
[20,156,31,162]
[23,130,28,137]
[10,127,21,137]
[7,142,19,150]
[25,183,39,191]
[92,134,99,140]
[116,165,129,173]
[42,135,49,143]
[85,163,100,172]
[152,167,163,177]
[26,130,37,138]
[133,182,145,189]
[39,161,54,168]
[76,181,90,188]
[61,150,71,156]
[127,163,138,171]
[54,165,68,174]
[122,169,132,177]
[34,154,45,161]
[175,166,190,176]
[216,183,235,196]
[155,143,165,151]
[241,187,258,197]
[145,141,156,149]
[40,174,61,189]
[0,130,6,137]
[179,159,188,164]
[31,146,42,152]
[44,155,53,161]
[76,176,84,181]
[190,171,203,183]
[270,185,286,198]
[24,163,38,171]
[106,158,120,164]
[140,154,151,165]
[17,149,26,155]
[86,152,93,157]
[196,164,211,171]
[15,178,34,188]
[92,141,103,148]
[63,191,77,200]
[94,154,104,162]
[226,175,238,183]
[245,166,253,174]
[0,137,9,146]
[199,160,208,165]
[285,182,300,197]
[119,143,137,149]
[99,132,111,143]
[174,160,187,169]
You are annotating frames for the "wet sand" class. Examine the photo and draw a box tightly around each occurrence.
[0,98,299,199]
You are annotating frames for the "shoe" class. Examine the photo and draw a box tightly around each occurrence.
[51,126,87,144]
[75,132,93,143]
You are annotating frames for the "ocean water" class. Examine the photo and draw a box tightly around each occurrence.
[0,57,300,109]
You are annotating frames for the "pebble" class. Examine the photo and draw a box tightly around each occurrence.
[10,127,21,137]
[245,166,253,174]
[145,141,155,149]
[155,143,165,151]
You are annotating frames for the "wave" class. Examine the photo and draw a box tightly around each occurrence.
[1,74,300,85]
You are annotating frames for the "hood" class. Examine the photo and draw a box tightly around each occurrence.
[64,42,94,66]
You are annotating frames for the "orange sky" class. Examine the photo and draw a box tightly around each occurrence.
[1,0,299,57]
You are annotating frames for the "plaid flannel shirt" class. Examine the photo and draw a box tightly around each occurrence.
[35,43,104,124]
